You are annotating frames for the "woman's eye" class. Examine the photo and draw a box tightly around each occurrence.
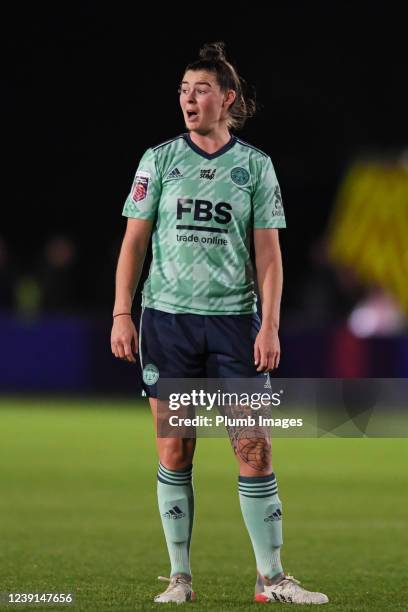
[179,88,208,95]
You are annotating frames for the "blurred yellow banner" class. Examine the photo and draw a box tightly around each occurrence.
[328,161,408,312]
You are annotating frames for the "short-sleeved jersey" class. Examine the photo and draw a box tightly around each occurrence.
[122,133,286,315]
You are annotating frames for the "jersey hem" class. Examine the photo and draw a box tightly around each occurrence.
[122,211,156,221]
[141,297,257,316]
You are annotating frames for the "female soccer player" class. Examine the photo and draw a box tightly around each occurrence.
[111,42,328,605]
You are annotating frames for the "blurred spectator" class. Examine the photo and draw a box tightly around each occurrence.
[36,235,80,314]
[15,275,42,319]
[87,236,122,315]
[284,237,364,330]
[348,288,407,338]
[87,234,151,316]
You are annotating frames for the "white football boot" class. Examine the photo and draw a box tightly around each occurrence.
[154,573,196,603]
[255,572,329,604]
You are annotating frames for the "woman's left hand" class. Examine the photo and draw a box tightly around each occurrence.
[254,326,280,371]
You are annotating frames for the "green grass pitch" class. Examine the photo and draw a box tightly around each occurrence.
[0,397,407,611]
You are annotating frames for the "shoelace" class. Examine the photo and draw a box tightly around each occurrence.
[273,575,303,594]
[157,576,191,585]
[265,575,301,589]
[157,576,182,595]
[281,575,301,586]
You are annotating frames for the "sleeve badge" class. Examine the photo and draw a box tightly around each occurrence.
[131,170,150,203]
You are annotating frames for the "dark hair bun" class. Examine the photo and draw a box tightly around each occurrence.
[198,41,226,62]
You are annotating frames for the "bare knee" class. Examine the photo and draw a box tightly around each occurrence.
[158,438,196,470]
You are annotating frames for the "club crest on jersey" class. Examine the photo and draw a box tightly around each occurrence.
[231,167,249,186]
[131,170,150,203]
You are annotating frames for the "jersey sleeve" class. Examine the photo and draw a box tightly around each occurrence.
[122,148,162,221]
[252,156,286,229]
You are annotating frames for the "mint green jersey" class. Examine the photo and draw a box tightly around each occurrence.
[122,133,286,315]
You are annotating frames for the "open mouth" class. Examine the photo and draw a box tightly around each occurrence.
[187,111,198,121]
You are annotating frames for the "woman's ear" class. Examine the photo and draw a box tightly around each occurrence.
[223,89,236,110]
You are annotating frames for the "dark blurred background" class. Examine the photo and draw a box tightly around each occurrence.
[2,2,408,392]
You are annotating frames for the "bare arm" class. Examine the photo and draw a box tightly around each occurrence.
[111,218,153,363]
[253,228,283,371]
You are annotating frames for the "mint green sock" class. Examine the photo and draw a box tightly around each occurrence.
[157,462,194,577]
[238,473,283,579]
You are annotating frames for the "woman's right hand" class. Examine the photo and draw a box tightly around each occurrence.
[111,315,138,363]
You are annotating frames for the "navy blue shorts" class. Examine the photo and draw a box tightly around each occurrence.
[139,307,262,397]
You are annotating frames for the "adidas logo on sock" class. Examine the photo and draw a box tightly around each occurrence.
[162,505,186,520]
[264,508,282,522]
[167,167,183,180]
